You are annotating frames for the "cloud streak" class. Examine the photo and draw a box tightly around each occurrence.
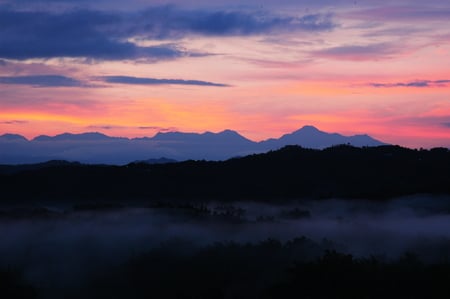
[312,43,398,61]
[99,76,230,87]
[370,80,450,88]
[85,125,178,132]
[138,126,178,132]
[347,6,450,22]
[0,75,84,87]
[0,120,29,125]
[0,74,227,88]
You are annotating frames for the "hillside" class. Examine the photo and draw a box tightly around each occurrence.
[1,145,449,201]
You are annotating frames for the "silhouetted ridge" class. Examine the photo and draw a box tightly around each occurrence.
[134,157,177,164]
[1,145,449,201]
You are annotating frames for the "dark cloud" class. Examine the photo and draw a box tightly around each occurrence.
[370,80,450,88]
[99,76,230,87]
[0,9,191,61]
[133,6,336,38]
[0,75,83,87]
[0,6,336,61]
[0,9,114,60]
[435,80,450,84]
[312,43,397,61]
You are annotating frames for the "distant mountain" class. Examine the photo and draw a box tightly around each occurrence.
[260,125,385,149]
[0,126,387,164]
[0,133,28,141]
[33,132,122,142]
[152,129,253,144]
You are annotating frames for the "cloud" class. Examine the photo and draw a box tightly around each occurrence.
[435,80,450,84]
[370,80,450,88]
[86,125,121,130]
[0,75,84,87]
[138,126,178,132]
[99,76,230,87]
[312,43,397,61]
[391,115,450,131]
[347,6,450,22]
[133,6,336,38]
[86,124,178,131]
[84,125,177,132]
[0,6,336,61]
[0,120,28,124]
[0,9,192,61]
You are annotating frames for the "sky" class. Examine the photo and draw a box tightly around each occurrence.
[0,0,449,148]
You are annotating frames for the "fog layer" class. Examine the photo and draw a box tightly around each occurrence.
[1,195,450,297]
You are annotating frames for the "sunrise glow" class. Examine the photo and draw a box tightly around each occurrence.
[1,0,450,148]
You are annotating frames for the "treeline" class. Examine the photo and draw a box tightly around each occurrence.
[90,240,450,299]
[1,145,450,201]
[3,238,450,299]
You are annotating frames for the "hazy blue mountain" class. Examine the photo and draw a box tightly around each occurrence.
[260,125,385,150]
[0,126,387,164]
[0,133,28,141]
[149,129,259,161]
[33,132,123,142]
[152,129,253,144]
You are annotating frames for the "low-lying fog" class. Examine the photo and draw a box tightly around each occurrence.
[1,195,450,296]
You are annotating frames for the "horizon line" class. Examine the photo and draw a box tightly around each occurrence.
[1,124,373,142]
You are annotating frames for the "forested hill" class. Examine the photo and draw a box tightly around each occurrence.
[1,145,450,201]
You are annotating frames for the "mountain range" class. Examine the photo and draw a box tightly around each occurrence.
[0,125,386,164]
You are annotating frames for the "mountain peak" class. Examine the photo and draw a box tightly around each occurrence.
[289,125,326,137]
[219,129,238,134]
[218,129,244,137]
[261,125,385,149]
[299,125,320,132]
[285,125,325,136]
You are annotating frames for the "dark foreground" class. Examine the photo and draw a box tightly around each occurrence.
[3,237,450,299]
[1,145,450,201]
[2,145,450,298]
[1,198,450,298]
